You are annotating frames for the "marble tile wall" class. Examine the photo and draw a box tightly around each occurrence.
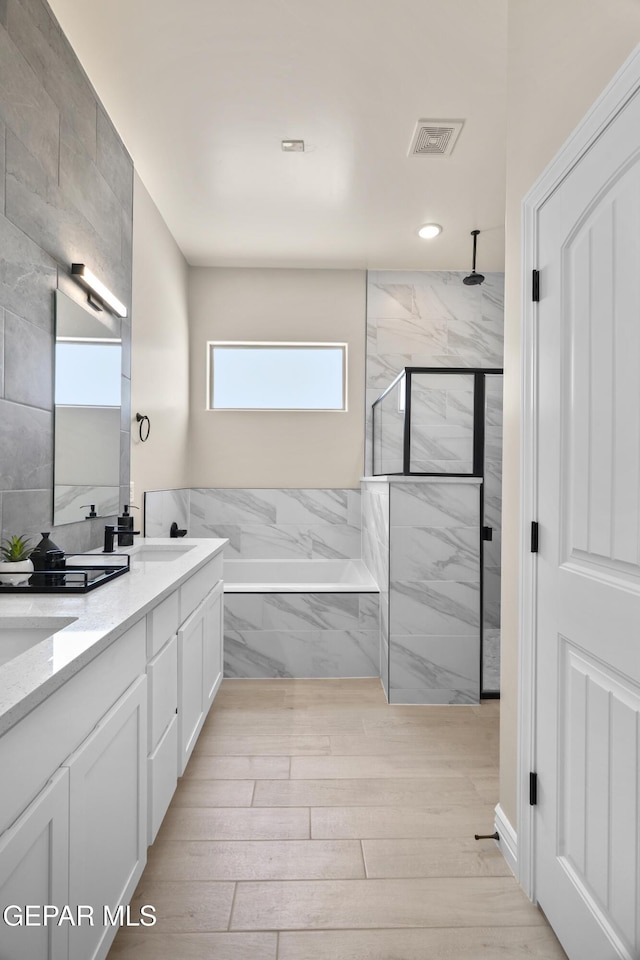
[366,271,504,476]
[144,488,190,538]
[389,481,481,704]
[224,592,379,679]
[0,0,133,552]
[145,487,362,561]
[366,271,503,697]
[361,480,390,696]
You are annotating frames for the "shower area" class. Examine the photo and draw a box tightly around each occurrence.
[364,270,505,704]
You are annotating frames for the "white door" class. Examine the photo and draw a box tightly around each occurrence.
[535,84,640,959]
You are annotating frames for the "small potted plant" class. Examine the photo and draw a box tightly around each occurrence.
[0,535,33,586]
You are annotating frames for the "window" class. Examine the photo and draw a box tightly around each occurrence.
[208,342,347,411]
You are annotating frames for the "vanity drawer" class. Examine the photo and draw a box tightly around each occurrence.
[147,634,178,752]
[180,555,222,620]
[147,589,180,658]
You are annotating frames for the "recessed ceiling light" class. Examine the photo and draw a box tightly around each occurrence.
[281,140,305,152]
[417,223,442,240]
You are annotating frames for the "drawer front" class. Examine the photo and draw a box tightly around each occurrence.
[147,589,180,658]
[147,715,178,845]
[147,634,178,752]
[180,556,222,622]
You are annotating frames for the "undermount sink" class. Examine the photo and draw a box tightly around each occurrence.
[0,617,77,668]
[129,544,195,563]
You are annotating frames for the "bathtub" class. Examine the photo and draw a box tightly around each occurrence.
[223,559,381,680]
[224,558,378,593]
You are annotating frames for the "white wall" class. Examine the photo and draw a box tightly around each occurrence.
[500,1,640,828]
[188,267,366,488]
[130,174,190,513]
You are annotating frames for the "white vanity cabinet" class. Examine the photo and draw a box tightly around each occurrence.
[0,539,225,960]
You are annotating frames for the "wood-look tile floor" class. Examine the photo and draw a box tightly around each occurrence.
[109,679,567,959]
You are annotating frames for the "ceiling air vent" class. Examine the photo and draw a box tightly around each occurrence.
[408,120,464,157]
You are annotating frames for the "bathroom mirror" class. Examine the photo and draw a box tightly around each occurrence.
[53,289,122,525]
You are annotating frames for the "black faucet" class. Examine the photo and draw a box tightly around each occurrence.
[170,522,187,538]
[103,524,140,553]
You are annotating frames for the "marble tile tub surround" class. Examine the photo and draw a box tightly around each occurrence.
[224,592,380,680]
[0,0,134,551]
[145,488,362,561]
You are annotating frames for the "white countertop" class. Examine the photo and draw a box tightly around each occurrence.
[0,538,226,736]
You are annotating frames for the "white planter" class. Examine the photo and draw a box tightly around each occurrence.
[0,559,34,586]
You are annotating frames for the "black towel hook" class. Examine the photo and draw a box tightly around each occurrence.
[136,412,150,443]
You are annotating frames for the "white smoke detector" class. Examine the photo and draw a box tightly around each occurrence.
[408,120,464,157]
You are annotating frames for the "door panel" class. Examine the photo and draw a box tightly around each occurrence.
[535,84,640,960]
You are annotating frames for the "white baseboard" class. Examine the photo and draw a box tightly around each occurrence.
[495,803,518,878]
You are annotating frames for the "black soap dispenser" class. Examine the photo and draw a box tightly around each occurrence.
[118,505,136,546]
[30,532,64,586]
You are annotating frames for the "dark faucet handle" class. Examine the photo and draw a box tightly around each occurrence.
[170,522,188,538]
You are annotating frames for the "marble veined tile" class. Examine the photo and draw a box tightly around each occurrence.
[224,630,322,679]
[366,352,412,390]
[358,594,380,630]
[409,423,474,462]
[390,526,479,581]
[390,482,479,528]
[389,635,479,697]
[275,489,349,524]
[446,319,503,366]
[240,524,312,560]
[409,459,474,475]
[481,273,505,325]
[309,524,361,560]
[390,580,480,636]
[187,521,242,557]
[482,629,501,692]
[262,593,360,631]
[224,594,264,631]
[144,488,190,537]
[347,489,361,526]
[375,317,448,357]
[367,281,418,319]
[324,631,379,678]
[190,488,277,525]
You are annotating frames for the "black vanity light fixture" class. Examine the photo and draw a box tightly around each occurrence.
[71,264,128,318]
[462,229,485,286]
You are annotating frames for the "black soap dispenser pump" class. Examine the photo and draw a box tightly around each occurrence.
[118,505,136,547]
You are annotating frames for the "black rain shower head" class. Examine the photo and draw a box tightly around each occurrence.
[463,229,485,286]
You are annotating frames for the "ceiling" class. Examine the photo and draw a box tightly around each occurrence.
[49,0,507,270]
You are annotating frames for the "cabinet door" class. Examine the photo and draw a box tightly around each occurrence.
[177,598,206,776]
[65,676,147,960]
[147,633,178,753]
[203,580,224,709]
[0,769,69,960]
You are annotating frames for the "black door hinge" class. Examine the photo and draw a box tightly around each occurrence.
[530,521,539,553]
[530,772,538,806]
[482,526,493,541]
[532,269,540,302]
